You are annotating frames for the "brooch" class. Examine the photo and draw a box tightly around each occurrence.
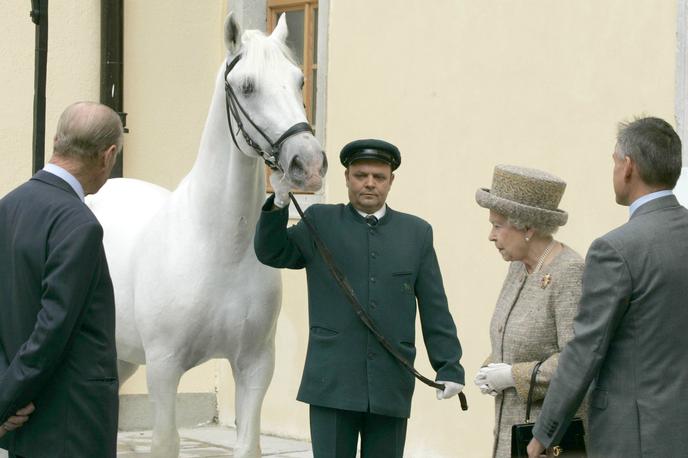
[540,274,552,289]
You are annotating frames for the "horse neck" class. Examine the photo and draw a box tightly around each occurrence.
[184,63,265,233]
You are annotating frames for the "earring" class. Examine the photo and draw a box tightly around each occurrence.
[525,236,530,242]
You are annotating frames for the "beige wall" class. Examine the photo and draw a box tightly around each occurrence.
[0,1,678,457]
[320,0,677,456]
[0,1,227,394]
[121,1,227,189]
[0,1,101,197]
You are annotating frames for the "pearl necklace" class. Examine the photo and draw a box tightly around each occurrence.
[531,240,557,274]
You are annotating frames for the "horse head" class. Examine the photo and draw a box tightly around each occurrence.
[223,12,327,192]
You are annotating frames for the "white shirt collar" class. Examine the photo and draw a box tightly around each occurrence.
[629,190,673,217]
[43,163,85,202]
[355,204,387,221]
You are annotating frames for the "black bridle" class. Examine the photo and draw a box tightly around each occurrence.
[224,54,313,171]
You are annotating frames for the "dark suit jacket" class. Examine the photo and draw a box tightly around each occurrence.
[0,170,119,457]
[533,195,688,457]
[254,196,464,418]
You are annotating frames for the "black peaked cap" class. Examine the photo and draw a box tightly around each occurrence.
[339,139,401,170]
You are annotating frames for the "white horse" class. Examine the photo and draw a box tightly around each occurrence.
[87,13,326,457]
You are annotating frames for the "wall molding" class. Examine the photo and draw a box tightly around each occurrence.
[675,0,688,204]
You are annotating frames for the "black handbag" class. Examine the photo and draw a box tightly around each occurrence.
[511,361,586,457]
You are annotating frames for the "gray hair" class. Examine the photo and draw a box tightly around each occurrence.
[616,117,682,188]
[53,102,123,162]
[506,215,559,237]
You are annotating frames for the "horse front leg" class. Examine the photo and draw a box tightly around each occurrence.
[230,341,276,458]
[146,358,184,458]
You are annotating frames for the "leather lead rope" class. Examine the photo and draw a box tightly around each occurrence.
[288,192,468,411]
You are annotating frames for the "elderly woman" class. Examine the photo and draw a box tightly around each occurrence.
[473,165,584,458]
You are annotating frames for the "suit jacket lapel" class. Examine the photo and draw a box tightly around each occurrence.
[630,194,680,220]
[30,169,80,200]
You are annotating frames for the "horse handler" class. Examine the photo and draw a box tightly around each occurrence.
[255,139,465,457]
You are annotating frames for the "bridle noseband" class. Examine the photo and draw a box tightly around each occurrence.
[224,54,313,171]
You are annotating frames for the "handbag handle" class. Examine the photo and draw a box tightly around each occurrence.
[525,360,544,422]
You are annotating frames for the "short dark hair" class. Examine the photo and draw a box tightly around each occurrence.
[616,117,682,188]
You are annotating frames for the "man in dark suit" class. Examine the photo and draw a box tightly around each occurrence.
[0,101,122,458]
[255,139,465,457]
[528,117,688,457]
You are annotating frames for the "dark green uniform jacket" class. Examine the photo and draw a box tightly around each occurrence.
[255,196,464,418]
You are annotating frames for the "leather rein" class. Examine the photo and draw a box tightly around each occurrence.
[224,53,313,170]
[288,195,468,411]
[224,52,467,411]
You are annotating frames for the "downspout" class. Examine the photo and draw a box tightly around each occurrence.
[100,0,127,178]
[30,0,48,174]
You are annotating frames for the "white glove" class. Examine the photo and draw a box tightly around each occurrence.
[436,380,464,400]
[474,370,497,396]
[269,170,291,208]
[474,363,514,395]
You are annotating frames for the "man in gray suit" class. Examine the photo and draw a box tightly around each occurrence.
[527,117,688,457]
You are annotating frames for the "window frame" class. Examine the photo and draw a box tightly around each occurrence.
[266,0,321,204]
[267,0,318,125]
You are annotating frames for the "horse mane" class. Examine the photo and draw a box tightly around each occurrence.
[239,29,298,75]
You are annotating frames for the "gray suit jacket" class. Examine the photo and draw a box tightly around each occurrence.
[533,195,688,457]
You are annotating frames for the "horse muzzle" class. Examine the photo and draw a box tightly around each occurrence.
[281,135,327,192]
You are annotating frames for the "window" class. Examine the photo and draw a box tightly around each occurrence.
[266,0,320,203]
[267,0,319,125]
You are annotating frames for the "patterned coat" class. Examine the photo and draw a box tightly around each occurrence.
[484,245,583,457]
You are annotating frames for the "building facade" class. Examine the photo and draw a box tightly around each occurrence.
[1,1,686,456]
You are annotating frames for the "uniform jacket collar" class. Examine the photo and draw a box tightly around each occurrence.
[347,202,395,225]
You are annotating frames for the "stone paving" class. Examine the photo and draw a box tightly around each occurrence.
[117,425,313,457]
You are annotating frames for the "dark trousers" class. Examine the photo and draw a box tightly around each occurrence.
[309,405,407,458]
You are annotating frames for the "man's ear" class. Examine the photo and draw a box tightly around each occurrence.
[390,172,395,186]
[623,155,634,180]
[102,145,118,170]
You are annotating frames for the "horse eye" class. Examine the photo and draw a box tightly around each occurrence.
[241,79,255,96]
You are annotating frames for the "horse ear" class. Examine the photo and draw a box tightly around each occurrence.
[224,12,242,53]
[271,13,288,44]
